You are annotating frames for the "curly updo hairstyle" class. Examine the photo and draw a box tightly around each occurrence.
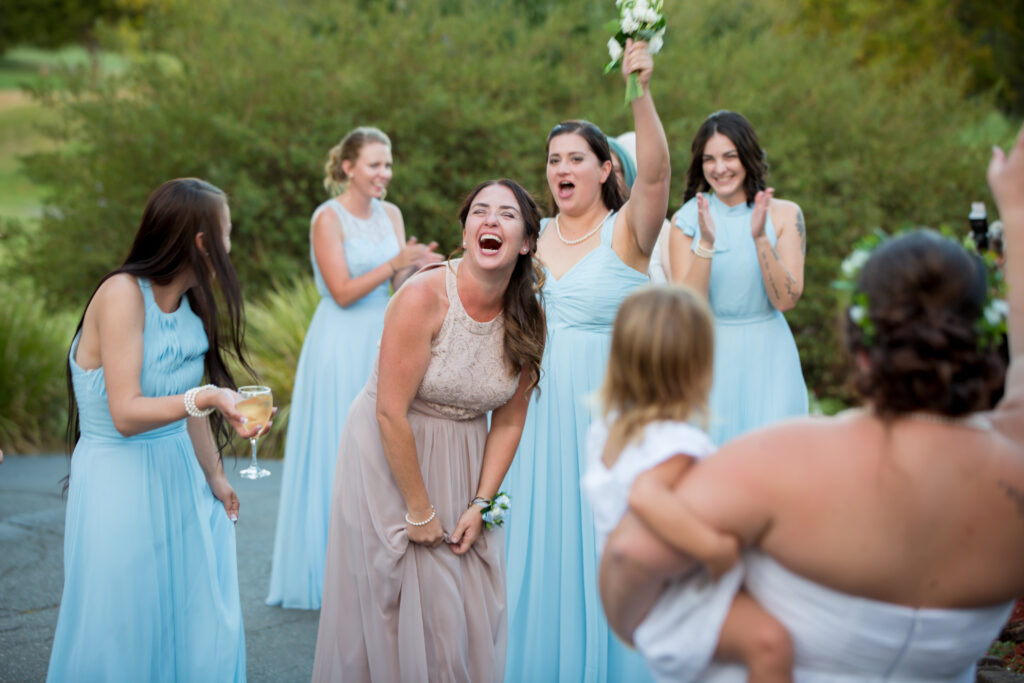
[323,126,391,196]
[844,229,1006,417]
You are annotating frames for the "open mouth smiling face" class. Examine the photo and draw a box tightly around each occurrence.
[479,233,504,254]
[546,132,609,210]
[464,184,526,266]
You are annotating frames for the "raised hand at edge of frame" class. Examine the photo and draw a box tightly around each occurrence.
[988,124,1024,217]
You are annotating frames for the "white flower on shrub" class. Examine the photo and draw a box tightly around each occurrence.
[841,249,870,278]
[985,299,1008,326]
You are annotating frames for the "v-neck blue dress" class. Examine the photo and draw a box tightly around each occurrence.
[503,213,653,682]
[674,193,807,445]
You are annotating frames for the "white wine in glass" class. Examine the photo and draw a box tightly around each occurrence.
[237,385,273,479]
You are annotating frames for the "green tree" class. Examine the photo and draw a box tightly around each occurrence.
[11,0,1012,402]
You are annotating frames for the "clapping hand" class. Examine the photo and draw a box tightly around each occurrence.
[696,193,717,248]
[750,188,774,240]
[396,237,442,272]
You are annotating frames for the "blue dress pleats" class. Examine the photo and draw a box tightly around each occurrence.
[674,193,808,445]
[503,214,654,682]
[47,277,245,683]
[266,198,399,609]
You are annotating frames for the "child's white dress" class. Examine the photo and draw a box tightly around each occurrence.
[582,418,744,683]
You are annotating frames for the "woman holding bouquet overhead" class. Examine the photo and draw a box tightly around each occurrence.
[503,39,670,682]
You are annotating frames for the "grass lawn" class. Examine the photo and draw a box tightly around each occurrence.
[0,45,127,90]
[0,93,57,221]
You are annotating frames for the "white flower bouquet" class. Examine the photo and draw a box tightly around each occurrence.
[604,0,665,104]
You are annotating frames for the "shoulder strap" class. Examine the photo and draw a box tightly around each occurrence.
[135,276,155,309]
[600,210,618,247]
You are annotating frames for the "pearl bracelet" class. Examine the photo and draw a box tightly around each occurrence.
[405,506,436,526]
[184,384,218,418]
[694,242,715,259]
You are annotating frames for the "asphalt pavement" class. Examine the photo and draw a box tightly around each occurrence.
[0,453,319,683]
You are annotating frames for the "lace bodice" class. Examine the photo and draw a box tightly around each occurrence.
[310,198,399,303]
[417,260,519,420]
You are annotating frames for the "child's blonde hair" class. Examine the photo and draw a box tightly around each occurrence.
[599,285,715,466]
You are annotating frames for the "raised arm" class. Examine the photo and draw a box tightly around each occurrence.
[753,193,805,312]
[990,122,1024,435]
[375,269,446,547]
[618,39,671,263]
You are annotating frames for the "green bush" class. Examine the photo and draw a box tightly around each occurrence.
[11,0,1017,402]
[0,280,76,452]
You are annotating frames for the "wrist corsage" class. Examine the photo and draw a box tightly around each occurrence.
[472,491,511,530]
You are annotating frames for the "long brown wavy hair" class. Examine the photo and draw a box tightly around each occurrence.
[599,285,714,466]
[457,179,546,394]
[683,110,768,207]
[66,178,252,458]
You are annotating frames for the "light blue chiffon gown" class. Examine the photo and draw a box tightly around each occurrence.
[266,198,399,609]
[503,213,654,682]
[674,193,808,445]
[48,277,245,683]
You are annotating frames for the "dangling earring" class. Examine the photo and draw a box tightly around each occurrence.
[462,240,466,248]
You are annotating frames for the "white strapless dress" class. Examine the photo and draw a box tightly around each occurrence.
[689,552,1013,682]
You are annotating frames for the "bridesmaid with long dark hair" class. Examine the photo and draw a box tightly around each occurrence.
[670,111,807,445]
[48,178,262,682]
[313,179,546,682]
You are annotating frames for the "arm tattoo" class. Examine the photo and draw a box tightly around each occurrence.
[796,209,806,255]
[999,480,1024,520]
[758,245,782,301]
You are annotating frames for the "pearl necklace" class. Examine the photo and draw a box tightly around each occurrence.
[554,211,612,246]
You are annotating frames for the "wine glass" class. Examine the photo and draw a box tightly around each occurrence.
[236,385,273,479]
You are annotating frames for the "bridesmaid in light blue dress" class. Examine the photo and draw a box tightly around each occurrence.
[503,41,670,681]
[48,179,257,682]
[670,111,807,445]
[266,127,439,609]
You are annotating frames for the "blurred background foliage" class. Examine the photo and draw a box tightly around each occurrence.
[0,0,1020,452]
